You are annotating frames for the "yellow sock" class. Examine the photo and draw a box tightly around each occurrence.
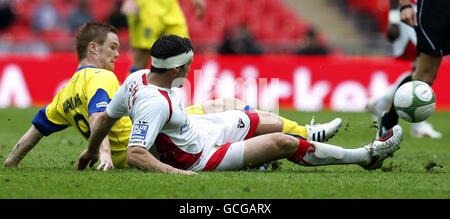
[281,117,308,139]
[252,108,308,139]
[185,104,205,115]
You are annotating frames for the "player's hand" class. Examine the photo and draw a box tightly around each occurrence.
[170,168,198,175]
[192,0,205,20]
[121,0,139,15]
[97,152,115,171]
[77,149,99,170]
[3,159,19,168]
[178,170,198,175]
[400,7,418,27]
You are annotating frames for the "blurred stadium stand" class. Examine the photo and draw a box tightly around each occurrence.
[0,0,391,55]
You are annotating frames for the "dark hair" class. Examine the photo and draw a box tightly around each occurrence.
[150,34,193,73]
[75,22,118,61]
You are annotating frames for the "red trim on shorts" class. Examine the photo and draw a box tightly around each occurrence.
[155,133,202,170]
[158,90,172,123]
[288,138,315,166]
[244,111,259,140]
[203,143,232,171]
[142,73,148,85]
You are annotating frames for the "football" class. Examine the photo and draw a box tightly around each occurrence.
[393,80,436,123]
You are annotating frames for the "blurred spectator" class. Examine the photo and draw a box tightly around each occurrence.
[0,41,50,54]
[218,25,263,55]
[296,27,329,55]
[67,0,93,32]
[32,0,62,32]
[0,0,15,30]
[108,0,127,29]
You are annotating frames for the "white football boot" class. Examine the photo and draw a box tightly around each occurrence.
[411,121,442,139]
[360,125,403,170]
[306,117,342,142]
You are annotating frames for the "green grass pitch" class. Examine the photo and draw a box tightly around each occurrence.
[0,108,448,199]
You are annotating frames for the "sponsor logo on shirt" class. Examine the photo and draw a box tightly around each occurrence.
[131,123,149,141]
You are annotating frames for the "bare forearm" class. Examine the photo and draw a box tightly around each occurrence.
[126,147,195,174]
[87,124,110,154]
[4,142,34,167]
[127,149,177,173]
[88,112,117,154]
[99,136,111,155]
[4,125,42,167]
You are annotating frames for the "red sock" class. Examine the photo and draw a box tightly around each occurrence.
[288,138,316,166]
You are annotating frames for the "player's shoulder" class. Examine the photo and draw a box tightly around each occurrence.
[134,88,171,113]
[94,69,119,80]
[123,69,150,84]
[81,68,119,83]
[134,69,150,75]
[139,86,167,99]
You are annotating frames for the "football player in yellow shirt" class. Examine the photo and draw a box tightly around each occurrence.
[121,0,205,73]
[4,22,131,170]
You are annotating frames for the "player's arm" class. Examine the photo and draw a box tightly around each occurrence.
[89,111,115,171]
[97,134,114,171]
[3,125,43,167]
[127,146,196,174]
[399,0,417,27]
[78,71,123,170]
[77,111,118,170]
[126,97,196,175]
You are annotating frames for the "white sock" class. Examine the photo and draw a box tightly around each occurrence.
[301,141,370,166]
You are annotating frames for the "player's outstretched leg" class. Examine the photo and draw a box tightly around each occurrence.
[291,125,402,170]
[242,125,402,171]
[253,110,342,143]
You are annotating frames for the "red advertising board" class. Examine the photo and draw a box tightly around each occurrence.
[1,53,449,111]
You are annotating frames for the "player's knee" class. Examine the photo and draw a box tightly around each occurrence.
[272,133,298,155]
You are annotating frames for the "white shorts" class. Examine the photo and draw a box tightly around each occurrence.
[187,110,260,171]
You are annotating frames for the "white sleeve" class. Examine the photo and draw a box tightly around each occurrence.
[106,82,128,119]
[128,95,170,150]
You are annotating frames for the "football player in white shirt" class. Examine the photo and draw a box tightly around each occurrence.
[78,35,403,174]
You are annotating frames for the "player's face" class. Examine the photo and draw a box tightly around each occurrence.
[98,32,119,71]
[179,59,193,78]
[172,59,193,88]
